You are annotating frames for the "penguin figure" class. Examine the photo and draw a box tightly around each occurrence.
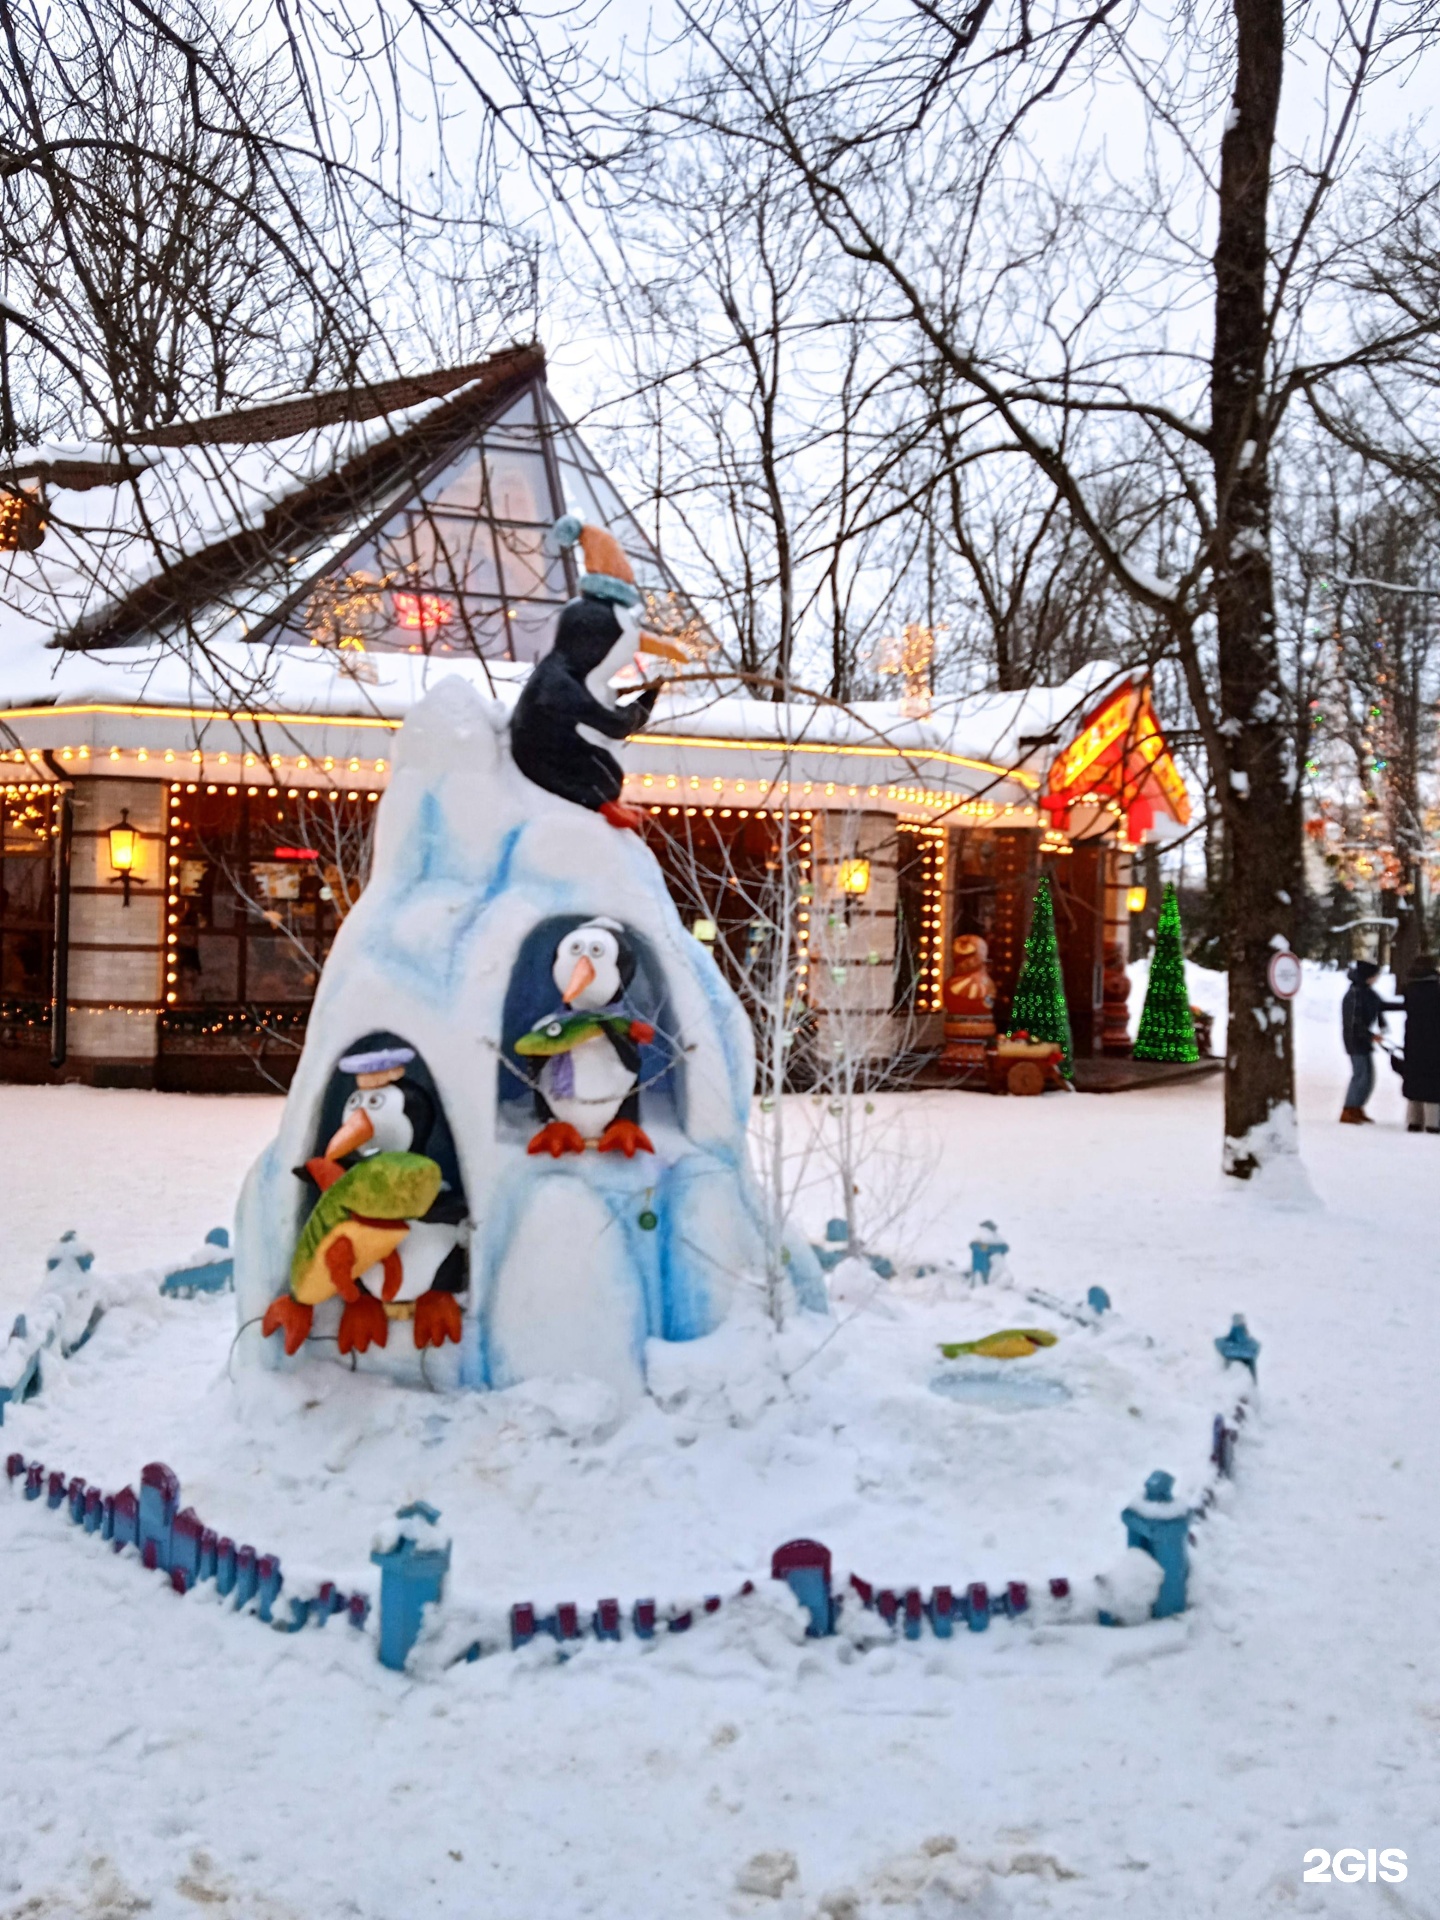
[508,518,686,833]
[261,1047,468,1358]
[517,919,657,1157]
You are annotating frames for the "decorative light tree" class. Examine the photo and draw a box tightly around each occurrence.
[1133,883,1199,1063]
[1007,875,1073,1072]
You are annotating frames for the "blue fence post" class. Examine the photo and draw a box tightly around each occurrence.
[370,1501,451,1672]
[1121,1470,1193,1618]
[1214,1315,1260,1379]
[969,1224,1009,1283]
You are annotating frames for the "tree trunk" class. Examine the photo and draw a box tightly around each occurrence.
[1211,0,1302,1176]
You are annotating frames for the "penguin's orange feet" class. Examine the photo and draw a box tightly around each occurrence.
[324,1233,361,1303]
[413,1290,464,1349]
[597,1118,655,1157]
[261,1295,313,1357]
[337,1293,389,1355]
[599,799,645,834]
[527,1120,587,1157]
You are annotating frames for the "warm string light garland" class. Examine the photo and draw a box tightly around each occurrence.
[644,804,815,992]
[897,821,948,1012]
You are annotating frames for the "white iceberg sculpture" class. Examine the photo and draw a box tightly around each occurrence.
[234,676,817,1400]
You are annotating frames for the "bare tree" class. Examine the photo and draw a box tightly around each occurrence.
[603,0,1440,1177]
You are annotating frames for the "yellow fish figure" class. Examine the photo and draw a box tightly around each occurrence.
[938,1328,1059,1361]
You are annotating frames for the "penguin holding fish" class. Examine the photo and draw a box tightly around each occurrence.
[261,1045,468,1357]
[515,919,657,1157]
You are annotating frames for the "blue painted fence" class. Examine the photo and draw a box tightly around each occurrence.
[5,1452,368,1632]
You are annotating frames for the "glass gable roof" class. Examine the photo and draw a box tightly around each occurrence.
[286,379,702,664]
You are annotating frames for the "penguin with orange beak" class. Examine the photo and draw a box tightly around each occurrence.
[260,1046,468,1358]
[522,920,656,1158]
[509,516,688,833]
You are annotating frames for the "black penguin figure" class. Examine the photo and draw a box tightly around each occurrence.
[290,1048,470,1354]
[510,597,658,832]
[524,919,657,1159]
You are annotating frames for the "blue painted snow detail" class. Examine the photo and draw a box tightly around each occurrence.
[930,1369,1072,1410]
[160,1227,234,1297]
[1087,1285,1111,1314]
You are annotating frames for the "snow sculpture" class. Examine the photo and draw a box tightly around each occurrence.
[234,675,813,1401]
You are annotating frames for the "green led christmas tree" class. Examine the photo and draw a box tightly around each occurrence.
[1132,882,1199,1063]
[1007,875,1073,1072]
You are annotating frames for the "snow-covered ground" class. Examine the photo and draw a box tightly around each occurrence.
[2,962,1437,1918]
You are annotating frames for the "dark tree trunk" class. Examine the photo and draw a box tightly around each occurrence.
[1211,0,1301,1176]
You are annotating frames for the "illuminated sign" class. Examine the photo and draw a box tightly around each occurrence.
[1043,682,1191,835]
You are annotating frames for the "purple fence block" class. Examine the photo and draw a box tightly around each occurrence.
[556,1602,582,1641]
[850,1573,874,1608]
[256,1554,281,1623]
[704,1595,721,1615]
[199,1529,218,1582]
[928,1585,956,1638]
[772,1537,834,1638]
[1048,1577,1070,1602]
[170,1508,203,1588]
[1006,1581,1028,1617]
[876,1588,899,1628]
[24,1462,43,1500]
[67,1477,87,1524]
[215,1537,236,1597]
[314,1580,337,1625]
[902,1588,924,1640]
[137,1462,180,1573]
[347,1593,369,1629]
[46,1470,66,1509]
[632,1598,657,1640]
[233,1544,257,1608]
[101,1493,116,1541]
[668,1608,693,1634]
[966,1582,990,1632]
[170,1566,190,1595]
[112,1486,139,1551]
[510,1602,536,1649]
[594,1598,621,1641]
[84,1487,103,1534]
[6,1452,25,1482]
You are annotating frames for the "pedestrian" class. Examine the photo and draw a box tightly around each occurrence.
[1399,954,1440,1133]
[1339,959,1396,1124]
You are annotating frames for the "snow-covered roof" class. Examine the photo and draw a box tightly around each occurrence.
[0,345,547,653]
[0,619,1131,823]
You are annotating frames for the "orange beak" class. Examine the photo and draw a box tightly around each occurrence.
[562,955,596,1004]
[636,629,689,663]
[325,1108,374,1159]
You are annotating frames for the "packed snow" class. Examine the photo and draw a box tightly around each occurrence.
[1,962,1437,1917]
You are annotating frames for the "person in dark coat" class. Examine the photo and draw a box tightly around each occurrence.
[1339,959,1397,1123]
[1400,954,1440,1133]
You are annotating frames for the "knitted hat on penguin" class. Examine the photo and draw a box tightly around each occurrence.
[552,514,641,609]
